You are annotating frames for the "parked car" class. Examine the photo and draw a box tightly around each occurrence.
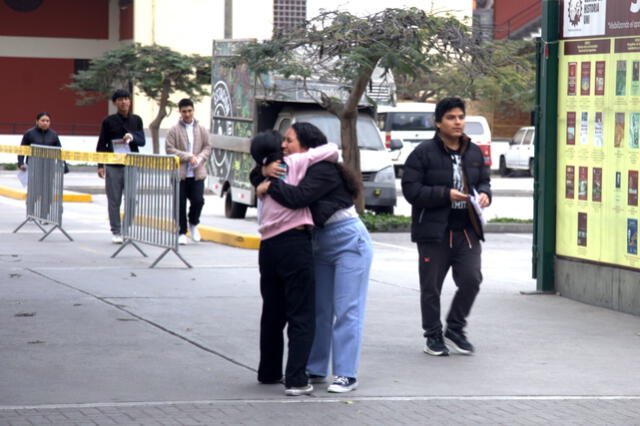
[464,115,492,167]
[376,102,436,176]
[499,126,535,176]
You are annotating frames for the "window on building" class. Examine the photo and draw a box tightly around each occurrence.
[273,0,306,34]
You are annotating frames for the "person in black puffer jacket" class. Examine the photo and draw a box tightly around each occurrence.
[402,97,491,358]
[17,112,61,169]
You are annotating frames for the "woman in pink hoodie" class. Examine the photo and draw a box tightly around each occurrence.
[250,130,338,396]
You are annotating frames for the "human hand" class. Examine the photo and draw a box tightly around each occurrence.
[97,168,105,179]
[123,133,133,143]
[19,164,26,171]
[257,181,271,199]
[478,192,490,208]
[450,189,469,201]
[189,156,199,166]
[262,160,285,179]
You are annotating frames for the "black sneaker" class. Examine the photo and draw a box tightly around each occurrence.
[424,333,449,356]
[327,376,358,393]
[444,328,474,355]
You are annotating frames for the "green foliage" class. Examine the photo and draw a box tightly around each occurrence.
[67,43,212,110]
[360,212,411,232]
[2,163,17,171]
[396,39,536,114]
[488,217,533,223]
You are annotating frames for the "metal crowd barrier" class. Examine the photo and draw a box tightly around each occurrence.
[13,145,73,241]
[111,152,191,268]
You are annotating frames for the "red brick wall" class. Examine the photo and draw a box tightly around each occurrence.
[0,0,109,39]
[493,0,540,40]
[0,57,107,134]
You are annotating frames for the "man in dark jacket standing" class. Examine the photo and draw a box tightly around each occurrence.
[402,97,491,357]
[96,89,145,244]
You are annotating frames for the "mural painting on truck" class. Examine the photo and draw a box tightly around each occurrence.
[208,41,256,218]
[208,39,397,218]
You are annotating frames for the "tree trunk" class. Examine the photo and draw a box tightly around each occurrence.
[339,111,364,213]
[148,80,171,154]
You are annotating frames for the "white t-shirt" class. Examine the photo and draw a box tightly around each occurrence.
[185,121,195,178]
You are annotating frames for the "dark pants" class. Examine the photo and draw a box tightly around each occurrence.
[105,165,125,235]
[179,178,205,235]
[258,228,315,388]
[417,229,482,337]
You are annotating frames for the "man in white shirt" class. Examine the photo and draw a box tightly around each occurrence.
[165,99,212,244]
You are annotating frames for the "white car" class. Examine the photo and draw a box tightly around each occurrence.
[499,126,535,176]
[376,102,437,176]
[464,115,492,167]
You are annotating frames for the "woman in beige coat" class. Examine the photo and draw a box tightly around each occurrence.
[165,98,212,244]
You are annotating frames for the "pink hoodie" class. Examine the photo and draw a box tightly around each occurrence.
[259,143,339,240]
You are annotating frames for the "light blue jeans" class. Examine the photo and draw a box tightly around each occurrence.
[307,217,373,379]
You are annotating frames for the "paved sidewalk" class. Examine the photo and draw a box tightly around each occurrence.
[1,183,640,425]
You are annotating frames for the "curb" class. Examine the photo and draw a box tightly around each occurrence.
[0,185,93,203]
[198,225,261,250]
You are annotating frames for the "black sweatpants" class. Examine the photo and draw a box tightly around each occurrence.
[178,178,204,235]
[417,229,482,337]
[258,228,315,388]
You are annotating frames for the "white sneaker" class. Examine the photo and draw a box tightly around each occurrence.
[284,384,313,396]
[189,224,201,242]
[178,234,188,245]
[112,234,123,244]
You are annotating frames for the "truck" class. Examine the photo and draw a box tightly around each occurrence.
[207,39,398,218]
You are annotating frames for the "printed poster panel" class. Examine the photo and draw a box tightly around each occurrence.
[557,34,640,270]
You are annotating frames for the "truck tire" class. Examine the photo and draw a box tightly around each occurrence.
[371,206,394,215]
[528,158,534,177]
[225,190,248,219]
[499,156,511,177]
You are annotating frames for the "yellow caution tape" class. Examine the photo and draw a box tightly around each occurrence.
[0,145,179,170]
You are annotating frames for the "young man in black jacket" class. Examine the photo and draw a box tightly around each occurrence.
[401,97,491,356]
[96,89,145,244]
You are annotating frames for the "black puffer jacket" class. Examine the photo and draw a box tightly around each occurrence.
[401,132,491,243]
[18,127,62,167]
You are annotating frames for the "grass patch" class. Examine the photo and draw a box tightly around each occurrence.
[360,212,411,232]
[2,163,17,171]
[488,217,533,223]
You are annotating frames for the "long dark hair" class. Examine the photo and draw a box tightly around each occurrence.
[292,122,361,200]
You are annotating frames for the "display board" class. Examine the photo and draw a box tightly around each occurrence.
[556,1,640,269]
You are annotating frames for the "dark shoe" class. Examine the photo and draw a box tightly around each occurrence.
[284,384,313,396]
[424,333,449,356]
[258,376,283,384]
[308,374,327,384]
[445,328,474,355]
[327,376,358,393]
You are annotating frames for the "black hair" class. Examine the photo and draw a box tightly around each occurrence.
[178,98,194,110]
[290,122,361,200]
[434,97,466,123]
[291,122,327,149]
[36,112,51,121]
[111,89,131,102]
[250,130,284,165]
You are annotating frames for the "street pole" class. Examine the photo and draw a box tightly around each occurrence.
[534,0,559,292]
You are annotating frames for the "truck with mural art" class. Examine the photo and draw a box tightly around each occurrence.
[207,39,398,218]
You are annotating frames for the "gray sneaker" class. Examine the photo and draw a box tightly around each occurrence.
[284,384,313,396]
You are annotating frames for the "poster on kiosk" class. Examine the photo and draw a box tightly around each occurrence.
[557,0,640,269]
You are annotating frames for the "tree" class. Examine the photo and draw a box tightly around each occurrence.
[395,39,536,115]
[232,8,491,211]
[68,43,211,153]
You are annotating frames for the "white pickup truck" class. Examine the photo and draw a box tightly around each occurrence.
[499,126,535,177]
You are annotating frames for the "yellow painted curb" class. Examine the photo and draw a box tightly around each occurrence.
[0,185,26,200]
[62,192,93,203]
[0,185,92,202]
[198,225,260,250]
